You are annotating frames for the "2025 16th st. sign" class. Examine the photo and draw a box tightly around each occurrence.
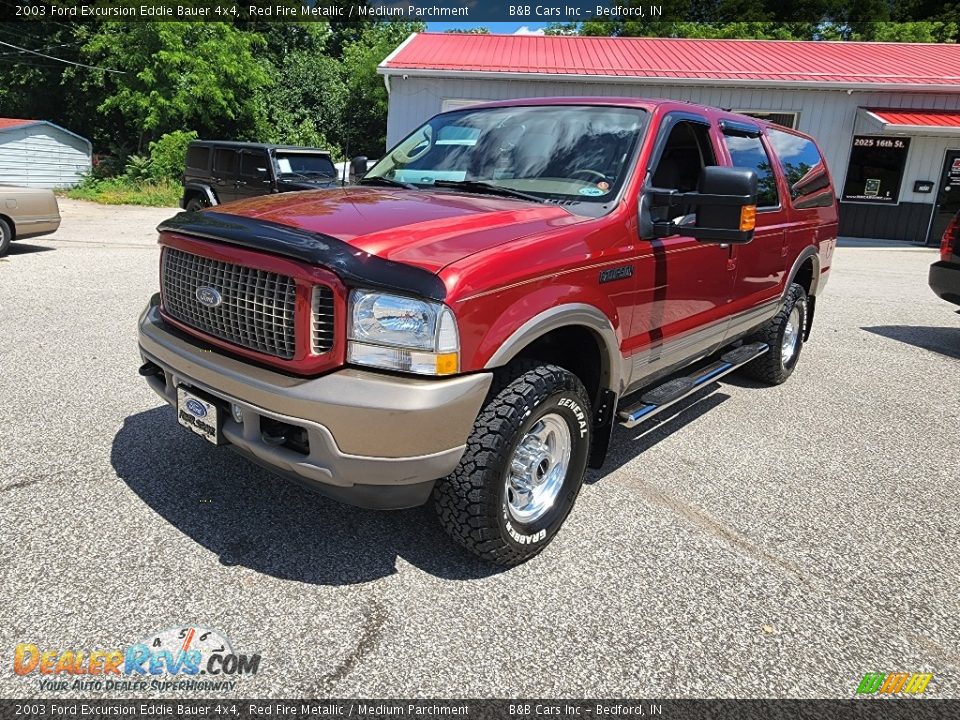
[842,135,911,204]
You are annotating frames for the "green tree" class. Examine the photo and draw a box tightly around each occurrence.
[266,50,347,154]
[547,0,958,40]
[81,22,271,151]
[340,22,425,158]
[148,130,198,180]
[0,23,112,149]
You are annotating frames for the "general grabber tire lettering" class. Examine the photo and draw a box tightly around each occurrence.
[741,282,808,385]
[433,362,592,566]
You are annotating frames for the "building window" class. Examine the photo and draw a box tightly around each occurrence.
[735,111,799,129]
[842,135,910,204]
[722,132,779,208]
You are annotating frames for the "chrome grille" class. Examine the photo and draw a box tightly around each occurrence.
[311,286,335,353]
[162,247,297,359]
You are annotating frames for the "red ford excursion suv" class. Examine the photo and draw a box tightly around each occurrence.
[138,98,837,565]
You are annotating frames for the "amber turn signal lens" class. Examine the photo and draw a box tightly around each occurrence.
[740,205,757,231]
[435,352,459,376]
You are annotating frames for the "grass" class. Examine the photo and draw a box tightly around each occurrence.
[62,177,180,207]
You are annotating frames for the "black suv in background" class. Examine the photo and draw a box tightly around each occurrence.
[181,141,339,210]
[930,210,960,308]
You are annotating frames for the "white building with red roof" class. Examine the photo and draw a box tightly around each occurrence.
[0,118,92,189]
[379,33,960,243]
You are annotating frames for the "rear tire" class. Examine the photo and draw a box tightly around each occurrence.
[185,197,208,212]
[433,362,592,566]
[0,218,12,257]
[741,283,807,385]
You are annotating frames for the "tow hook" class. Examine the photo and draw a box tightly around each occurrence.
[138,361,164,378]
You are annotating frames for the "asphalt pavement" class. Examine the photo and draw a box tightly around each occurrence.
[1,199,958,699]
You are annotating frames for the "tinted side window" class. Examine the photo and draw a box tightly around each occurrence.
[185,145,210,170]
[213,149,238,176]
[723,133,778,208]
[241,151,269,178]
[767,129,834,209]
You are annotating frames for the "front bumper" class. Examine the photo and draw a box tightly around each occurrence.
[137,295,492,509]
[929,260,960,306]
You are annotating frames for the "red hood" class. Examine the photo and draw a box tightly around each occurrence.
[217,186,585,273]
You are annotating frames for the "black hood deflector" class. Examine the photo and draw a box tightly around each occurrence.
[157,210,447,301]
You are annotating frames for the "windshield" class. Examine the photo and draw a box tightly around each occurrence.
[274,152,337,180]
[365,105,648,210]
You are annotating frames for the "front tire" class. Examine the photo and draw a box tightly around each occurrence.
[741,283,807,385]
[433,362,592,566]
[0,218,12,257]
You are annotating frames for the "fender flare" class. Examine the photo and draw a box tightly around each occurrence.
[784,246,821,340]
[483,303,624,395]
[182,183,218,208]
[784,246,821,298]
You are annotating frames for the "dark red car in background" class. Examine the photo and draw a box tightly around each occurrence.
[930,210,960,307]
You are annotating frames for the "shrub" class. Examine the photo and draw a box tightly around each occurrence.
[65,177,180,207]
[125,154,153,181]
[148,130,198,181]
[90,154,126,180]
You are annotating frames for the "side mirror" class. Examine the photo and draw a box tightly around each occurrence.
[349,156,368,184]
[645,166,759,244]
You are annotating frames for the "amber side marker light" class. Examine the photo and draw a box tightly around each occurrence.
[435,352,459,376]
[740,205,757,231]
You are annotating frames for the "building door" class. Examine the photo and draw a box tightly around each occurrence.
[929,150,960,244]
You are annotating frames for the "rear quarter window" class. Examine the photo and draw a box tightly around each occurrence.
[766,129,834,209]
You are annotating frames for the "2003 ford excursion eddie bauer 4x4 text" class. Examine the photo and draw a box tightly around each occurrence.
[138,98,837,565]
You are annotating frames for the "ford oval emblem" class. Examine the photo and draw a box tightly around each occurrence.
[185,398,208,418]
[196,286,222,308]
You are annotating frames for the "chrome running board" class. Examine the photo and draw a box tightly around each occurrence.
[618,342,769,429]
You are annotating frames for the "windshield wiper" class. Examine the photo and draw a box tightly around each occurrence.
[357,176,417,190]
[430,180,546,204]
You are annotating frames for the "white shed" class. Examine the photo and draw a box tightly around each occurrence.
[379,34,960,243]
[0,118,92,188]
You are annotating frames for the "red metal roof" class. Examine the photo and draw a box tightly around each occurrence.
[868,108,960,127]
[382,33,960,88]
[0,118,38,130]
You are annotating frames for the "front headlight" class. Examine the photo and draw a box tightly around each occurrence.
[347,290,459,375]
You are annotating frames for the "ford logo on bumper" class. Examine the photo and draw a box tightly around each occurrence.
[196,286,222,307]
[184,399,208,418]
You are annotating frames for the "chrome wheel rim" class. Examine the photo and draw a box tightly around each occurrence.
[505,413,572,524]
[782,306,801,366]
